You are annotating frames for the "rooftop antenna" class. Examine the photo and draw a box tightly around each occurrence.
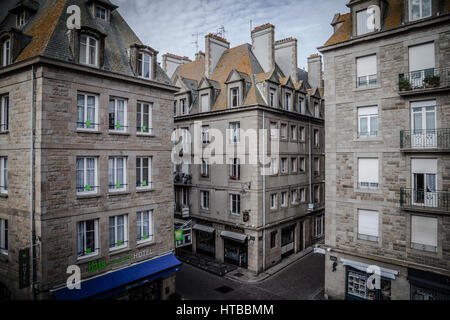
[250,19,252,33]
[192,31,202,53]
[216,25,226,38]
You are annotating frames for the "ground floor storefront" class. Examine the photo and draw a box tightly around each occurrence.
[324,251,450,300]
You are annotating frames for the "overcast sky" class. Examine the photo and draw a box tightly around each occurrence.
[114,0,348,69]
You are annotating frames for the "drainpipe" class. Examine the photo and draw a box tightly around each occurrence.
[309,118,312,205]
[262,110,266,272]
[30,65,36,300]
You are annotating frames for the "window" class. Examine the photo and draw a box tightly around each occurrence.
[291,157,297,173]
[109,215,128,250]
[231,87,239,107]
[18,11,26,26]
[77,93,98,130]
[314,158,320,176]
[314,103,319,118]
[409,0,431,21]
[299,126,305,141]
[299,188,306,202]
[230,158,240,180]
[357,55,377,87]
[2,38,10,66]
[298,98,303,114]
[285,93,291,110]
[281,158,288,174]
[201,190,210,210]
[77,219,99,258]
[76,157,97,194]
[358,158,379,189]
[173,101,177,116]
[137,102,152,134]
[358,106,378,138]
[0,95,7,132]
[280,123,287,139]
[408,43,435,88]
[270,157,278,175]
[358,209,379,242]
[138,52,151,79]
[109,98,127,131]
[314,185,320,203]
[180,99,187,115]
[136,157,152,189]
[314,214,324,237]
[230,194,241,215]
[278,192,286,208]
[291,189,298,205]
[96,6,106,20]
[137,210,153,243]
[356,8,375,36]
[202,125,210,143]
[230,122,240,143]
[201,94,209,112]
[0,218,7,254]
[270,231,277,248]
[108,157,127,192]
[314,129,320,147]
[299,157,306,172]
[290,125,297,141]
[201,158,209,177]
[270,122,277,138]
[79,35,98,66]
[270,193,277,210]
[411,215,437,252]
[269,88,276,107]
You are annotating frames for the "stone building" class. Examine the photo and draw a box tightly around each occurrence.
[165,24,325,274]
[0,0,180,300]
[319,0,450,300]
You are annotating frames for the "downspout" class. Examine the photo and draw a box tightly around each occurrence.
[30,65,36,300]
[262,110,266,272]
[309,118,312,206]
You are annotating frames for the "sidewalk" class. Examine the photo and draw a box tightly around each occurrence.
[176,249,238,276]
[225,247,314,283]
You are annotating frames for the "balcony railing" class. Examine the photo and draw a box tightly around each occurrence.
[400,129,450,150]
[400,188,450,212]
[174,172,192,185]
[399,67,450,93]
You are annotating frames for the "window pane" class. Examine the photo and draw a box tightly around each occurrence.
[76,159,84,191]
[87,96,95,128]
[117,100,124,130]
[89,38,96,65]
[370,116,378,134]
[109,100,115,129]
[80,36,87,63]
[87,158,95,188]
[109,217,115,247]
[422,0,431,17]
[77,95,84,128]
[360,117,368,134]
[108,158,114,187]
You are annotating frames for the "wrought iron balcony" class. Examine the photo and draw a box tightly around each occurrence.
[400,129,450,151]
[400,188,450,213]
[399,67,450,94]
[173,172,192,185]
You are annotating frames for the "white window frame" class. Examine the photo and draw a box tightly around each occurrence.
[76,157,98,195]
[201,158,209,177]
[358,158,379,190]
[2,38,10,67]
[180,99,187,115]
[77,219,99,259]
[314,129,320,147]
[290,125,297,141]
[356,55,377,88]
[109,98,128,132]
[269,88,276,107]
[137,210,154,243]
[96,5,107,20]
[299,126,305,141]
[136,102,153,135]
[0,157,7,194]
[270,193,278,210]
[281,191,287,207]
[138,52,152,79]
[270,157,278,175]
[285,92,291,111]
[298,98,303,114]
[409,0,432,21]
[291,189,298,205]
[201,94,209,112]
[79,35,98,67]
[230,122,240,143]
[358,209,379,242]
[411,215,437,253]
[201,190,210,210]
[136,156,152,189]
[18,11,26,26]
[231,87,239,107]
[0,218,7,255]
[230,158,240,179]
[202,125,210,143]
[299,188,306,202]
[109,215,128,251]
[281,158,288,174]
[230,193,241,216]
[356,8,375,36]
[291,157,297,173]
[0,95,8,132]
[77,93,99,131]
[314,214,324,237]
[280,123,287,140]
[358,106,378,138]
[270,122,277,138]
[108,157,127,192]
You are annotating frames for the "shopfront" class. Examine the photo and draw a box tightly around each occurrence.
[193,224,215,257]
[281,225,295,258]
[408,268,450,300]
[221,231,248,268]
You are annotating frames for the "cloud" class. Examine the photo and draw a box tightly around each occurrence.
[114,0,348,68]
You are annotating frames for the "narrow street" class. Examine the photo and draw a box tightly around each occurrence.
[176,253,325,300]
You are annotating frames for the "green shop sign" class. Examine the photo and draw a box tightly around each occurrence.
[174,230,183,242]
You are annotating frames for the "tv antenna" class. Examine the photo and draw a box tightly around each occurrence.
[216,25,226,38]
[192,31,202,53]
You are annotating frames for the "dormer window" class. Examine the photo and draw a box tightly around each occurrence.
[2,38,10,67]
[18,11,27,27]
[285,92,291,111]
[409,0,431,21]
[138,52,151,79]
[96,6,106,20]
[269,88,276,107]
[231,87,239,107]
[80,35,98,67]
[356,8,375,36]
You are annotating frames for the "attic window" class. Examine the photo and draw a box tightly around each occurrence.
[96,6,106,20]
[138,52,151,79]
[80,35,98,67]
[356,9,375,36]
[2,38,10,67]
[231,87,239,107]
[18,11,27,27]
[409,0,431,21]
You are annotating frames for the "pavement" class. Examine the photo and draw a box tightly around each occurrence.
[175,251,325,300]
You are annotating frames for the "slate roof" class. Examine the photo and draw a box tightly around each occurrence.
[171,53,205,83]
[0,0,172,85]
[323,0,450,48]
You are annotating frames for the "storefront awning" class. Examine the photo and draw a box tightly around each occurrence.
[220,230,248,243]
[407,268,450,293]
[193,224,215,233]
[341,258,399,280]
[51,253,181,300]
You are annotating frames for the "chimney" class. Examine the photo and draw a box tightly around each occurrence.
[307,53,323,88]
[162,53,191,78]
[205,34,230,78]
[195,50,205,60]
[274,37,298,83]
[251,23,275,73]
